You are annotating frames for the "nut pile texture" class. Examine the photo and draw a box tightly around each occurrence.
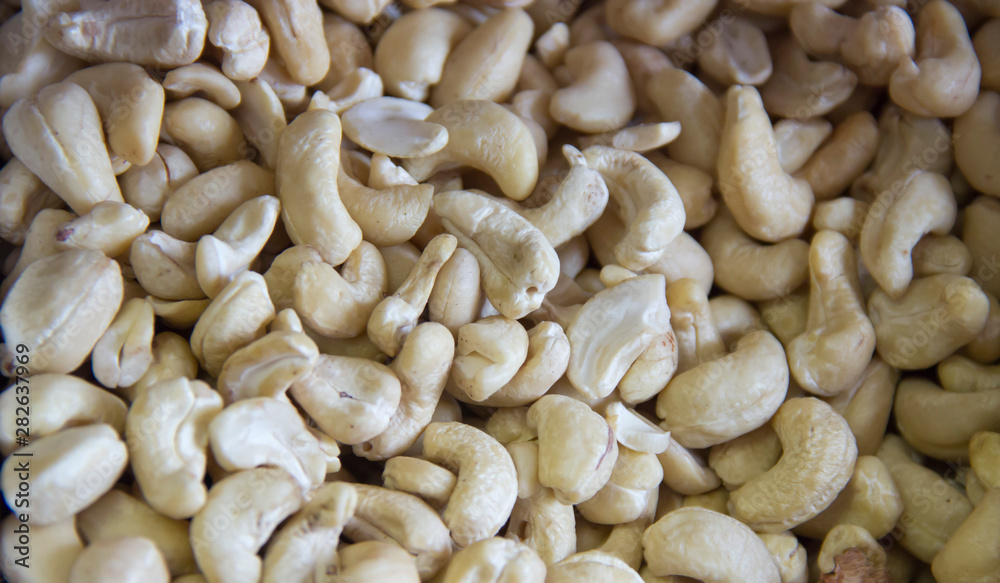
[1,0,999,581]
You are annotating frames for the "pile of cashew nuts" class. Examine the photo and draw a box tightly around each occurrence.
[1,0,1000,581]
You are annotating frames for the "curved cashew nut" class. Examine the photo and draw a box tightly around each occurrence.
[667,278,726,374]
[164,64,240,110]
[367,234,456,356]
[708,424,781,491]
[276,109,362,266]
[932,488,1000,581]
[54,201,149,258]
[0,424,127,525]
[954,91,1000,198]
[812,198,870,243]
[160,98,247,172]
[700,208,810,301]
[423,422,518,547]
[189,270,275,377]
[65,63,165,166]
[971,431,1000,489]
[699,17,773,86]
[342,97,447,158]
[549,41,635,132]
[729,398,858,532]
[435,190,558,319]
[127,377,222,519]
[547,551,643,582]
[216,330,318,403]
[605,0,717,46]
[567,274,672,400]
[196,195,280,297]
[294,241,388,338]
[343,484,453,579]
[92,297,155,389]
[383,456,457,509]
[787,231,875,397]
[243,0,327,85]
[641,507,780,582]
[338,159,434,247]
[431,8,534,107]
[796,111,879,202]
[717,85,814,242]
[868,273,990,370]
[405,100,538,201]
[893,378,1000,461]
[3,82,122,214]
[291,354,401,445]
[0,158,64,246]
[355,322,454,460]
[441,537,546,583]
[709,295,767,349]
[774,118,832,174]
[130,231,203,300]
[375,8,472,102]
[69,536,170,583]
[824,356,898,456]
[475,321,571,407]
[577,446,662,525]
[889,0,980,118]
[528,394,618,504]
[190,468,303,583]
[938,355,1000,393]
[2,208,71,294]
[429,247,483,335]
[127,331,199,401]
[450,316,529,402]
[657,330,788,449]
[912,234,973,279]
[646,68,723,175]
[760,35,857,119]
[506,485,576,565]
[860,171,957,299]
[204,0,270,81]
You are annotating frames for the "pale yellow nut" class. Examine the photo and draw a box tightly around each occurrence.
[0,374,127,456]
[577,446,662,525]
[642,507,780,582]
[3,82,122,214]
[195,194,280,297]
[54,201,150,258]
[1,514,83,583]
[431,8,533,107]
[43,0,207,67]
[312,67,384,114]
[77,490,196,578]
[257,57,309,114]
[0,158,63,245]
[549,41,635,133]
[295,241,388,338]
[130,231,203,301]
[164,63,241,110]
[1,208,75,295]
[442,537,546,583]
[232,78,286,169]
[451,316,530,402]
[758,532,807,583]
[471,321,570,408]
[276,109,362,266]
[812,198,870,244]
[189,270,275,377]
[190,468,303,583]
[436,191,558,319]
[760,34,857,119]
[338,158,434,247]
[646,67,723,175]
[876,434,973,563]
[795,111,879,202]
[383,456,457,509]
[216,330,319,403]
[954,91,1000,198]
[1,249,122,375]
[699,17,773,86]
[709,295,767,350]
[889,0,981,118]
[868,273,990,370]
[342,96,447,158]
[893,378,1000,461]
[127,377,222,519]
[528,394,618,505]
[204,0,270,81]
[964,196,1000,299]
[119,144,199,222]
[640,157,715,231]
[91,297,155,389]
[577,122,681,154]
[667,277,725,373]
[405,100,539,201]
[329,541,422,583]
[261,244,322,312]
[291,354,401,444]
[126,331,200,403]
[243,0,327,86]
[68,536,170,583]
[605,0,717,46]
[429,247,483,336]
[708,424,781,490]
[817,524,886,576]
[506,486,576,565]
[0,424,128,525]
[774,118,832,174]
[937,354,1000,393]
[319,13,373,92]
[717,85,814,242]
[161,97,248,172]
[970,431,1000,489]
[728,398,858,532]
[912,235,973,280]
[0,7,86,110]
[974,18,1000,92]
[932,488,1000,582]
[824,356,898,456]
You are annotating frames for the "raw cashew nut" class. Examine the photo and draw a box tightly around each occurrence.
[528,394,618,504]
[698,17,773,86]
[65,63,165,166]
[646,68,723,175]
[787,231,875,397]
[441,537,546,583]
[129,231,202,300]
[127,377,222,519]
[605,0,717,46]
[290,355,401,444]
[547,551,643,583]
[189,270,275,376]
[708,424,781,491]
[423,422,518,547]
[954,91,1000,198]
[760,35,857,119]
[728,398,858,532]
[355,322,454,460]
[0,158,63,245]
[971,431,1000,489]
[577,446,662,525]
[868,274,990,370]
[3,82,122,214]
[342,97,447,158]
[294,241,388,338]
[375,8,472,102]
[657,330,788,449]
[549,41,635,133]
[641,507,780,582]
[472,321,571,407]
[163,63,241,110]
[932,488,1000,582]
[450,316,529,402]
[209,397,338,491]
[795,111,879,202]
[567,274,672,400]
[367,234,456,356]
[195,194,279,297]
[938,355,1000,392]
[203,0,270,81]
[69,536,170,583]
[91,297,155,389]
[189,468,303,583]
[435,190,558,319]
[276,109,362,266]
[774,118,832,174]
[383,456,457,509]
[338,158,434,247]
[54,201,150,258]
[817,524,885,576]
[700,208,811,301]
[889,0,981,118]
[160,98,247,172]
[1,514,83,583]
[216,330,319,403]
[244,0,327,85]
[1,249,123,375]
[717,85,814,243]
[405,100,538,201]
[0,424,128,525]
[582,146,686,270]
[893,378,1000,461]
[429,247,483,335]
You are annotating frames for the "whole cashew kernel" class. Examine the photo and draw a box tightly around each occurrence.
[893,377,1000,461]
[91,297,155,389]
[549,41,636,132]
[646,68,724,175]
[189,270,275,376]
[605,0,718,46]
[429,247,483,336]
[68,536,170,583]
[954,90,1000,197]
[795,111,879,202]
[450,316,529,402]
[374,8,472,102]
[294,241,388,338]
[441,537,546,583]
[760,35,857,119]
[216,329,319,403]
[383,456,457,509]
[203,0,270,81]
[932,488,1000,583]
[54,201,150,258]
